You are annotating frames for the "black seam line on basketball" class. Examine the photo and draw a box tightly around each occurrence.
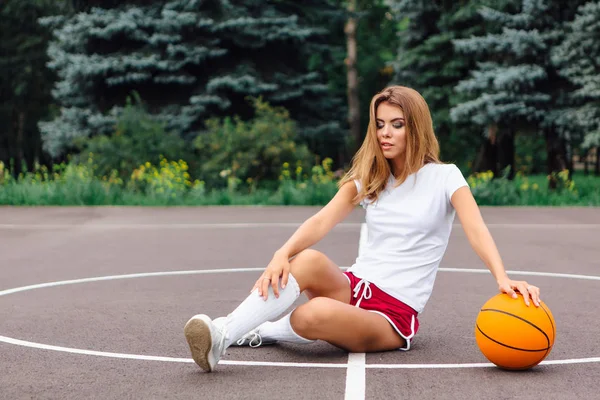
[476,325,549,352]
[539,303,555,339]
[480,308,550,349]
[516,346,550,370]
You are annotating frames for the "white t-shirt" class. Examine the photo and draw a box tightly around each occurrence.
[348,163,469,313]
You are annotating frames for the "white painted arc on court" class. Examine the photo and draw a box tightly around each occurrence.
[1,335,599,369]
[2,267,599,298]
[1,267,600,369]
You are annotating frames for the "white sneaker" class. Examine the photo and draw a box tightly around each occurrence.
[184,314,228,372]
[232,328,277,348]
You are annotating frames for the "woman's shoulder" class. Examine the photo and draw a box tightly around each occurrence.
[421,162,460,174]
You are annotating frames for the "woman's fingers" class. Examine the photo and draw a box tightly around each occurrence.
[281,269,289,290]
[527,284,541,307]
[271,273,280,299]
[499,279,541,307]
[261,275,271,300]
[515,282,532,306]
[253,264,291,300]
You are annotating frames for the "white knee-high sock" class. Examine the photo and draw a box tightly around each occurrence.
[257,311,314,344]
[223,273,300,348]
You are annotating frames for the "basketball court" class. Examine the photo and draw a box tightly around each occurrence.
[1,206,599,399]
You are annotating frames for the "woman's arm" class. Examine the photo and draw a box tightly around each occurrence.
[257,180,358,298]
[450,186,541,307]
[276,180,358,259]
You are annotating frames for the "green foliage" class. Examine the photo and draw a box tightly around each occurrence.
[0,158,124,206]
[79,94,187,179]
[451,0,586,135]
[275,158,339,205]
[0,0,67,171]
[128,157,205,204]
[553,1,600,150]
[1,156,599,206]
[193,98,316,188]
[385,0,484,170]
[39,0,346,159]
[466,168,589,205]
[514,134,546,175]
[353,0,400,139]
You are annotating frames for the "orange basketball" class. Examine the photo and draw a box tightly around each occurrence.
[475,293,556,370]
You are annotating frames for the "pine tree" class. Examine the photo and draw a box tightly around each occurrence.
[553,1,600,174]
[451,0,587,181]
[385,0,491,169]
[39,0,347,159]
[0,0,68,172]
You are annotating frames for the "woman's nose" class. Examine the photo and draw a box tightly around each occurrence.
[382,125,392,137]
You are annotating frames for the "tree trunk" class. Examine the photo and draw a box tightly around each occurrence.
[545,129,568,189]
[595,147,600,176]
[17,112,25,172]
[472,124,498,175]
[345,0,360,152]
[497,129,515,179]
[583,148,589,175]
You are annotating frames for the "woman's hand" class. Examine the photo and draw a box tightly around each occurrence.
[252,251,291,300]
[497,277,541,307]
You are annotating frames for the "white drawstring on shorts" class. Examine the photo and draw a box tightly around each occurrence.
[352,278,372,308]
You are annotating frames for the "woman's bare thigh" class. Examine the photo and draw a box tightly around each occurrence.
[290,297,405,353]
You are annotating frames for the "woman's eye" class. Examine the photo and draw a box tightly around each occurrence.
[393,123,404,129]
[376,124,384,129]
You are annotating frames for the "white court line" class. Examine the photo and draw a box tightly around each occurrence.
[0,223,598,229]
[1,267,600,372]
[2,268,599,298]
[0,223,361,229]
[0,268,265,297]
[344,224,369,399]
[345,353,366,399]
[0,336,347,368]
[2,335,599,369]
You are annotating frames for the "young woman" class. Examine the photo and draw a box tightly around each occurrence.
[183,86,542,372]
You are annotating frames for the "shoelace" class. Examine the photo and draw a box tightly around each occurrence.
[352,278,372,308]
[236,331,263,348]
[217,325,229,356]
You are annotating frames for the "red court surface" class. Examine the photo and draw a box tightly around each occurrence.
[1,207,599,399]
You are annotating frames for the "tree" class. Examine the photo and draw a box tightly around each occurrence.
[452,0,587,183]
[553,1,600,176]
[0,0,68,173]
[356,0,399,139]
[385,0,491,170]
[40,0,347,161]
[345,0,361,151]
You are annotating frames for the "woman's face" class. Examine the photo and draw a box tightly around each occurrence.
[376,102,407,163]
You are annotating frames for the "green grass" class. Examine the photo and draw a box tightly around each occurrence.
[1,160,598,206]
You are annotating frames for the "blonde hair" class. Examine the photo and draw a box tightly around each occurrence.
[339,86,441,204]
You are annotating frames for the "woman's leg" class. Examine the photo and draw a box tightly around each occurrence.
[288,248,351,302]
[234,249,351,346]
[291,297,405,352]
[184,249,350,370]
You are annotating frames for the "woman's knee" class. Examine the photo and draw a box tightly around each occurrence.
[290,297,335,337]
[289,249,328,281]
[290,249,327,269]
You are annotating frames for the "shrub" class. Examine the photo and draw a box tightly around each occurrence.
[194,97,316,188]
[77,93,188,179]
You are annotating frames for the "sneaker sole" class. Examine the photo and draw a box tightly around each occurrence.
[184,316,213,372]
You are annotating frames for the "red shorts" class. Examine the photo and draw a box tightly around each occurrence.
[344,271,419,350]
